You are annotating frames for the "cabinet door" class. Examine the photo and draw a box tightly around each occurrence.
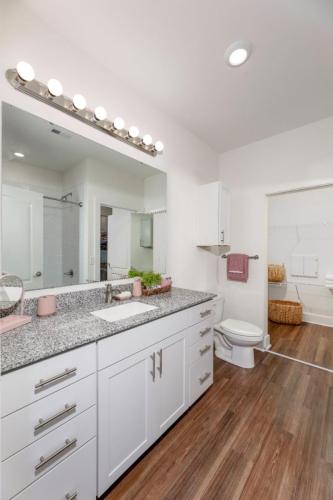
[151,331,187,439]
[219,185,231,245]
[97,347,155,496]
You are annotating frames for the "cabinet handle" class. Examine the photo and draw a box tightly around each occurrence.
[35,437,77,472]
[34,367,77,391]
[66,492,78,500]
[150,352,156,382]
[200,327,211,337]
[157,349,163,377]
[221,230,225,243]
[34,403,77,432]
[200,310,211,318]
[199,345,212,356]
[199,372,211,385]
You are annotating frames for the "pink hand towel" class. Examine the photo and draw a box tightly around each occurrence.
[227,254,249,282]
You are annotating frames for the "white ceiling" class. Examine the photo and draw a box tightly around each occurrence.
[2,103,159,179]
[22,0,333,153]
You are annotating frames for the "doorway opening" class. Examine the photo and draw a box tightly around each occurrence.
[100,205,113,281]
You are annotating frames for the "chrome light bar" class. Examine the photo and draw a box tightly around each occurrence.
[6,63,164,157]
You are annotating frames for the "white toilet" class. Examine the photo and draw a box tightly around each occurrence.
[213,297,263,369]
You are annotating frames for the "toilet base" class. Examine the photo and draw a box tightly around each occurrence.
[215,345,255,369]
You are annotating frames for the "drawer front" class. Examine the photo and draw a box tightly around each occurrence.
[189,351,213,405]
[189,332,214,365]
[2,406,96,500]
[186,318,213,347]
[2,343,96,417]
[189,300,215,326]
[12,438,96,500]
[2,374,96,460]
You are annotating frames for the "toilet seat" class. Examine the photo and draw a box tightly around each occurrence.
[220,318,263,338]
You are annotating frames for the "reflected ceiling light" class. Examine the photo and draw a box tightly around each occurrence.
[154,141,164,152]
[225,41,252,67]
[143,134,153,146]
[72,94,86,110]
[129,126,139,138]
[47,78,63,97]
[113,117,125,130]
[16,61,35,82]
[14,152,25,158]
[94,106,107,121]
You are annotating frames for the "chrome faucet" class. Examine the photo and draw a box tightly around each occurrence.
[105,283,121,303]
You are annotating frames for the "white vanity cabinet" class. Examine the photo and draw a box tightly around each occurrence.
[196,181,231,247]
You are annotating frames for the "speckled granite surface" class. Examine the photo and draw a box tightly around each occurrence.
[1,287,215,374]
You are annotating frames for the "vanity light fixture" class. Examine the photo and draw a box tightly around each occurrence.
[6,63,163,156]
[225,40,252,67]
[47,78,63,97]
[94,106,107,121]
[16,61,35,82]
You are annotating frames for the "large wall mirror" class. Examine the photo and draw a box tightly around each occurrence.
[1,103,167,290]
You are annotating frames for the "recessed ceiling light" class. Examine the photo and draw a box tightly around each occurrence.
[225,41,252,67]
[14,152,24,158]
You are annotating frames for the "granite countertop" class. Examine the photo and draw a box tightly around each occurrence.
[1,287,215,374]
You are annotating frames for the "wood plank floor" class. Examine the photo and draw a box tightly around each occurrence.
[104,352,333,500]
[269,321,333,370]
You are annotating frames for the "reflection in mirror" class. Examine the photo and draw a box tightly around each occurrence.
[1,103,167,290]
[0,274,24,318]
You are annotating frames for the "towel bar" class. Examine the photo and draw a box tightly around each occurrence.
[221,254,259,259]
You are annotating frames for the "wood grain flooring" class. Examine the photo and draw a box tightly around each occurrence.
[103,352,333,500]
[269,321,333,370]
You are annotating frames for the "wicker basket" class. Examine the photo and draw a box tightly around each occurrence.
[268,264,285,283]
[268,300,302,325]
[142,284,171,296]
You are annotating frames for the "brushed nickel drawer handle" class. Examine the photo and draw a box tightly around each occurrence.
[34,403,77,432]
[157,349,163,378]
[150,352,156,382]
[199,372,211,384]
[200,310,211,318]
[66,492,78,500]
[35,437,77,472]
[34,367,77,390]
[199,345,212,356]
[200,327,211,337]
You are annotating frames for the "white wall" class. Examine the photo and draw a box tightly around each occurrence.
[219,116,333,334]
[0,1,219,293]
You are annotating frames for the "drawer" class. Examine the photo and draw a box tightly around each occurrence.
[2,406,96,500]
[189,333,213,365]
[2,374,96,460]
[188,300,215,325]
[189,351,213,405]
[12,438,96,500]
[2,343,96,417]
[186,318,213,347]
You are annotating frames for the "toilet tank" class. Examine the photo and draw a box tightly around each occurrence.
[212,294,224,324]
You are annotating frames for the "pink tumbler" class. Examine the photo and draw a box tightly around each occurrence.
[132,278,142,297]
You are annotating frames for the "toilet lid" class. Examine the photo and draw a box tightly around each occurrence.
[220,318,263,337]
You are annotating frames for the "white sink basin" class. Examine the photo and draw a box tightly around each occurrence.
[91,301,157,323]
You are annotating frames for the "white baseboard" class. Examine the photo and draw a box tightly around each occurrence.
[303,311,333,328]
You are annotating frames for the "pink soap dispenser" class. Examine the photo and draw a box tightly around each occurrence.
[132,277,142,297]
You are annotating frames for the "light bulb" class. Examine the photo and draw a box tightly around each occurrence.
[113,117,125,130]
[154,140,164,152]
[129,126,139,138]
[47,78,63,97]
[72,94,86,111]
[16,61,35,82]
[14,152,24,158]
[94,106,107,121]
[228,48,248,66]
[143,134,152,146]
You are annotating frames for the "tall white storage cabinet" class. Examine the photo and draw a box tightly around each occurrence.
[196,182,231,247]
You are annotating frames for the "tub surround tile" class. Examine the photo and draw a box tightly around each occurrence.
[1,287,215,374]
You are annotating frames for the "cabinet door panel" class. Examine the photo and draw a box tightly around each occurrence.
[153,332,187,438]
[98,348,154,496]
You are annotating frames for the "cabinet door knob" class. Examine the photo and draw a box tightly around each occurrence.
[34,271,42,277]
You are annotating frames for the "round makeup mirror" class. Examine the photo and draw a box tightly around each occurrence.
[0,274,24,318]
